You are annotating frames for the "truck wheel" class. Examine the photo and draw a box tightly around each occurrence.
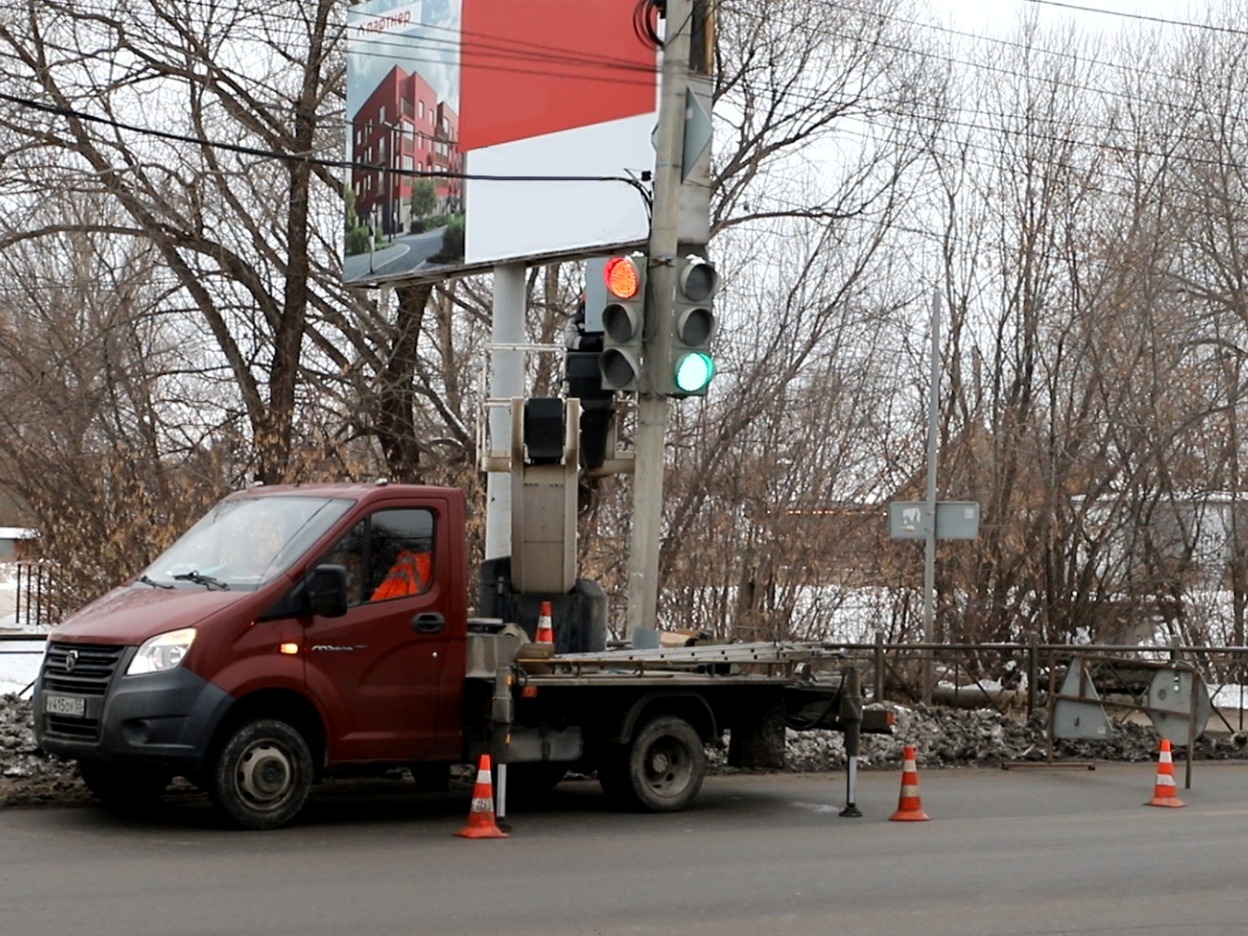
[79,761,170,809]
[604,716,706,812]
[210,719,313,830]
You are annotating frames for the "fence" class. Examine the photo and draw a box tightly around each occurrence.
[14,561,57,630]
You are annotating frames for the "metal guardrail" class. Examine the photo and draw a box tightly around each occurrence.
[818,637,1248,734]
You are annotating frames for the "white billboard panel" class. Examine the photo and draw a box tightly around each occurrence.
[464,115,653,265]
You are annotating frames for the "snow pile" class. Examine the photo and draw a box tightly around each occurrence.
[0,695,88,807]
[709,703,1248,774]
[796,704,1248,770]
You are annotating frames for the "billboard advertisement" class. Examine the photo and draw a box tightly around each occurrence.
[344,0,659,285]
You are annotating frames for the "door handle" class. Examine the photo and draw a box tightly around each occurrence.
[411,612,445,634]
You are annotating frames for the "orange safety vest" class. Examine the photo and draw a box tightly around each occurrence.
[370,549,432,601]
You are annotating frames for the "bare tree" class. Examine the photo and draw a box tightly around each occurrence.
[0,196,231,604]
[0,0,353,483]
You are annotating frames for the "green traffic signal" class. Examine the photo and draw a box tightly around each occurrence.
[673,351,715,394]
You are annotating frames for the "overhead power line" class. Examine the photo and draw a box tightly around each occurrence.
[0,91,653,198]
[1023,0,1248,35]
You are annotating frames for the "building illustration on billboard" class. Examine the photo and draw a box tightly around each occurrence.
[351,65,462,239]
[344,0,659,286]
[345,0,466,282]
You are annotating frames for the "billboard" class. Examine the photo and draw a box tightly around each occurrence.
[344,0,659,285]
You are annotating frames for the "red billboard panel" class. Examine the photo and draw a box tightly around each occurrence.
[459,0,657,151]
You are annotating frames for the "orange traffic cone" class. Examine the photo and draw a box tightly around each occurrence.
[1145,738,1186,808]
[535,601,555,645]
[456,754,510,838]
[889,744,930,821]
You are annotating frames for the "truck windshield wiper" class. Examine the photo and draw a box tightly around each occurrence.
[172,570,229,590]
[138,574,174,590]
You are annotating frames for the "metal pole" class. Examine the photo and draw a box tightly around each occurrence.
[1186,668,1197,790]
[1027,634,1039,716]
[485,264,527,561]
[624,0,694,644]
[839,666,863,817]
[491,655,513,832]
[922,289,940,702]
[873,630,884,702]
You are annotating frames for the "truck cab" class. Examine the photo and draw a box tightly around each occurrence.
[34,481,470,828]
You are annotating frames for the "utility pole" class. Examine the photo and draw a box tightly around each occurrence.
[922,289,940,702]
[624,0,695,645]
[484,264,527,562]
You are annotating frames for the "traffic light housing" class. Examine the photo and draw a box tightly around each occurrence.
[657,255,718,397]
[598,255,647,392]
[565,351,614,469]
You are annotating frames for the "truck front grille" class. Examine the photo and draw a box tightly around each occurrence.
[41,642,125,695]
[39,643,127,743]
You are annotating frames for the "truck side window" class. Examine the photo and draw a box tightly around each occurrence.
[367,508,435,601]
[320,521,368,606]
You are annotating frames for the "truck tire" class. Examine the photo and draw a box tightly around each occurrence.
[79,761,170,810]
[600,715,705,812]
[209,718,313,830]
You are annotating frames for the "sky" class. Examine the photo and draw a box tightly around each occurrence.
[932,0,1212,35]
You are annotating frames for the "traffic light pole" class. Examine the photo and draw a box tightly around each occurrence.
[624,0,694,643]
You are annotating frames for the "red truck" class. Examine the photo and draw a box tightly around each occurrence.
[33,480,882,829]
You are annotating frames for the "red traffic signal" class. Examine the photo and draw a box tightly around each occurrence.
[598,254,647,392]
[603,256,642,300]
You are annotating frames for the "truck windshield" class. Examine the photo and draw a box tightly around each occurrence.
[140,496,354,590]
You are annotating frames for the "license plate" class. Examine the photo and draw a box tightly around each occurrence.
[44,694,86,718]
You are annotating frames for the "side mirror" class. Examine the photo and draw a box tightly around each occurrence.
[307,564,349,618]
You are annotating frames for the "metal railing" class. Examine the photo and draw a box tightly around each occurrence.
[821,635,1248,733]
[14,561,57,630]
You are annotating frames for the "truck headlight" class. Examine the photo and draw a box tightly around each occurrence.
[126,628,197,675]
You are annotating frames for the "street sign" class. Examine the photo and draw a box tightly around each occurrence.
[584,258,608,332]
[889,501,980,540]
[681,87,712,182]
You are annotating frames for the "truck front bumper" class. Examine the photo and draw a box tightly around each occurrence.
[34,649,233,772]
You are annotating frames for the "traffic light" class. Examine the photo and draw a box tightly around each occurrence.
[657,255,718,397]
[598,254,647,392]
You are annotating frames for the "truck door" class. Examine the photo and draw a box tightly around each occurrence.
[302,506,450,762]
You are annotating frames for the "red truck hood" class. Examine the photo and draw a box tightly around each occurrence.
[50,583,260,645]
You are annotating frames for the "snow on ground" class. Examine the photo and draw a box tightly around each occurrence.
[0,642,42,698]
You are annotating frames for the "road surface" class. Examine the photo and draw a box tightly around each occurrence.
[2,764,1246,935]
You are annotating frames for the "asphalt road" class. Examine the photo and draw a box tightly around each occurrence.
[3,763,1247,936]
